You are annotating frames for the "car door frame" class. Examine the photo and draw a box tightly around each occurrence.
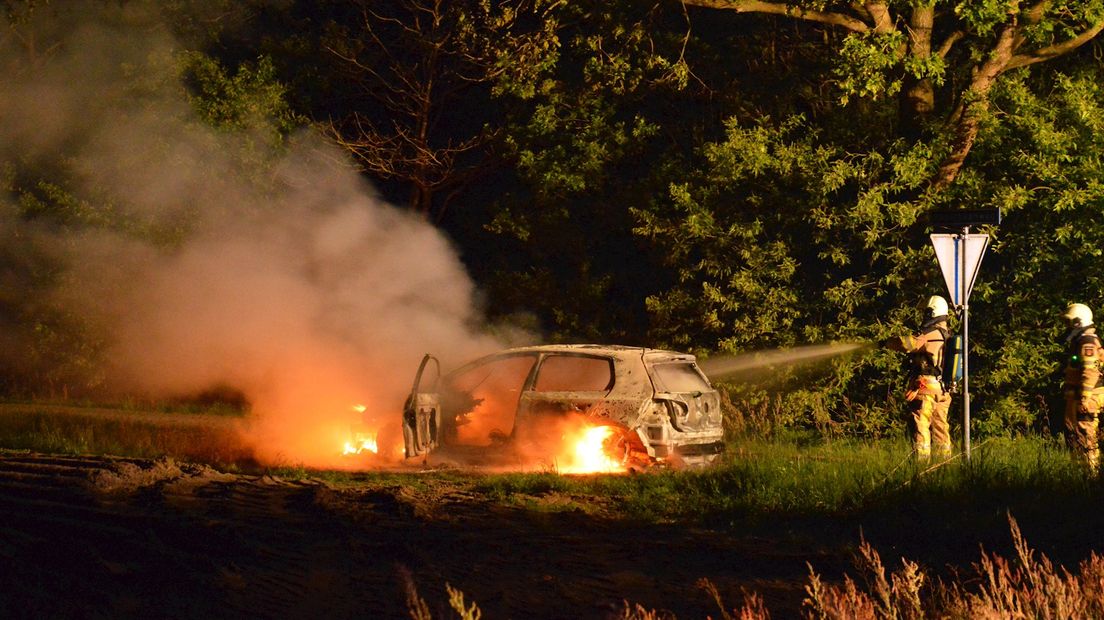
[515,352,616,428]
[401,353,441,458]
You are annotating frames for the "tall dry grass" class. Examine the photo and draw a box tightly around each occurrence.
[404,514,1104,619]
[937,515,1104,619]
[799,514,1104,619]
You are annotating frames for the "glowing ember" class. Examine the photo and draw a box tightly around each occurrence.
[558,425,624,474]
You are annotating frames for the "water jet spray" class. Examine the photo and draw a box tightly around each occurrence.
[698,342,873,380]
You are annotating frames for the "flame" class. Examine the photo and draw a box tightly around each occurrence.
[343,405,378,455]
[557,424,625,474]
[342,433,378,455]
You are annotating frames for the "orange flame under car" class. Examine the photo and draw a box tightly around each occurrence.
[557,424,626,474]
[339,401,629,472]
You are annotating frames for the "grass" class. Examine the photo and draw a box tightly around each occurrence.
[470,432,1104,575]
[0,401,252,466]
[0,400,1090,539]
[474,433,1086,519]
[1,395,249,416]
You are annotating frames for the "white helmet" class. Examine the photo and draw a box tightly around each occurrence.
[1064,303,1093,328]
[925,295,949,318]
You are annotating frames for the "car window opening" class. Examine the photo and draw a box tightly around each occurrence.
[651,362,711,393]
[533,355,614,392]
[444,355,536,446]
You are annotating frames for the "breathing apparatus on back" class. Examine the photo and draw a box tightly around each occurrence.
[922,295,963,393]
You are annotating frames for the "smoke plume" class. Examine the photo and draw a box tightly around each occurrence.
[0,3,514,467]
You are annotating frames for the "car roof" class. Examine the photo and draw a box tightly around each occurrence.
[480,344,689,357]
[451,345,698,369]
[438,344,699,375]
[439,344,706,384]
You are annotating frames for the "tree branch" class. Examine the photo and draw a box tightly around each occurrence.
[1022,0,1048,25]
[936,30,964,57]
[849,0,872,21]
[681,0,870,32]
[931,24,1018,190]
[1005,19,1104,70]
[864,1,894,33]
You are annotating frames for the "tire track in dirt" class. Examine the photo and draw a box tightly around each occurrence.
[171,476,351,618]
[0,454,200,617]
[0,453,401,618]
[0,452,844,618]
[321,483,837,619]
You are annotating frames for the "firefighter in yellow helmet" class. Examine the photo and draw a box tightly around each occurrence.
[1061,303,1104,474]
[883,295,953,459]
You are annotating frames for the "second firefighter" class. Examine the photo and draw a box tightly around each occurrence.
[1061,303,1104,474]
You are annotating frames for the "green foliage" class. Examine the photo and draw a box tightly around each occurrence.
[609,9,1104,437]
[629,97,947,433]
[178,53,300,139]
[974,393,1040,437]
[834,32,906,105]
[476,1,688,341]
[951,65,1104,424]
[954,0,1012,38]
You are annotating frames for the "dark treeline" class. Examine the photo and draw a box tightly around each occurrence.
[3,0,1104,438]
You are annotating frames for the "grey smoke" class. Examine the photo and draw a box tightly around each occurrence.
[0,3,513,466]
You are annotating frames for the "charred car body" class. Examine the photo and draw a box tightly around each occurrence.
[401,345,725,469]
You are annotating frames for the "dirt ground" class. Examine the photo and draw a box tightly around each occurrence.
[0,450,852,619]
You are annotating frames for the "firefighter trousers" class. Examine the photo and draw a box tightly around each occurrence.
[1064,390,1104,474]
[907,376,951,459]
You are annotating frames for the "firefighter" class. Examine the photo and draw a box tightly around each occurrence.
[883,295,953,460]
[1060,303,1104,474]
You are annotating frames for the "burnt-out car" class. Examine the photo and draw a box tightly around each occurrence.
[401,345,725,469]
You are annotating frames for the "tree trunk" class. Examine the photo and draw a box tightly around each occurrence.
[930,25,1017,190]
[410,182,433,218]
[899,5,934,139]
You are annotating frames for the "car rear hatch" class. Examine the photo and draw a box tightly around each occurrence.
[643,351,721,433]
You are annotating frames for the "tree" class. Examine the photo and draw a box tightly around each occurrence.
[314,0,558,221]
[681,0,1104,190]
[469,1,698,342]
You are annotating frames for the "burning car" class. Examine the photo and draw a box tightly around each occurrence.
[400,345,726,471]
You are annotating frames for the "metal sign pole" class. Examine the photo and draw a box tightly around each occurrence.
[931,209,1002,461]
[929,208,1000,463]
[960,226,971,460]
